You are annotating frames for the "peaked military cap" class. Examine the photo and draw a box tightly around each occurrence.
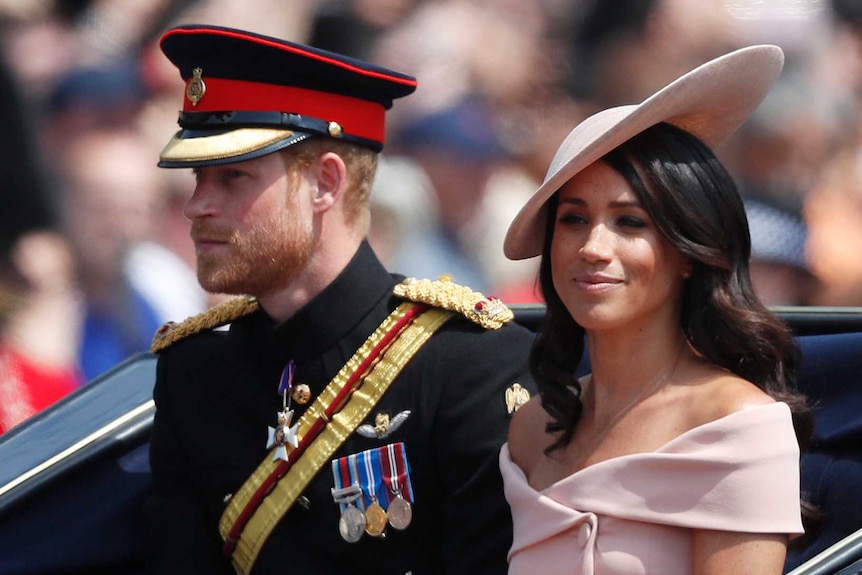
[158,25,418,168]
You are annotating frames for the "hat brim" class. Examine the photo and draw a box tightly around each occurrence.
[157,127,312,168]
[503,45,785,260]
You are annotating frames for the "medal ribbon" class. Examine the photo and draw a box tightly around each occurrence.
[331,447,385,511]
[331,457,353,512]
[277,360,295,396]
[348,451,365,508]
[381,442,414,503]
[332,456,347,492]
[220,303,453,574]
[360,448,381,507]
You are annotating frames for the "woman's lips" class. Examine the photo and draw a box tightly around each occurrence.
[574,274,623,293]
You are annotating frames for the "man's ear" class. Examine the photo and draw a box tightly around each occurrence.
[313,152,347,213]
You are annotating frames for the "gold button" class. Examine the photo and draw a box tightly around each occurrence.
[291,383,312,405]
[327,121,343,138]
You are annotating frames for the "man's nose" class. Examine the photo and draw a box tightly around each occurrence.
[183,180,218,220]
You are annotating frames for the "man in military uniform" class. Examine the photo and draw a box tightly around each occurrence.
[145,25,536,575]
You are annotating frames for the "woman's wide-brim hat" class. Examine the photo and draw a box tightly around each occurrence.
[504,44,785,260]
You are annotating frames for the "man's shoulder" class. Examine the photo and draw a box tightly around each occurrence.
[150,296,259,354]
[393,277,517,331]
[391,276,534,361]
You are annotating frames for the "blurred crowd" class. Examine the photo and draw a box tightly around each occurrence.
[1,0,862,431]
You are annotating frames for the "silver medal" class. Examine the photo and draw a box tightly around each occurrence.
[387,494,413,530]
[332,484,367,543]
[338,505,367,543]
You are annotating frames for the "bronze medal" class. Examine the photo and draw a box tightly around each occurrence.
[364,499,388,537]
[338,505,366,543]
[387,494,413,530]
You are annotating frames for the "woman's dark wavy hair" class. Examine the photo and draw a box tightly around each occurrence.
[532,121,812,454]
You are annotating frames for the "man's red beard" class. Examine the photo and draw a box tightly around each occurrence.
[190,214,315,297]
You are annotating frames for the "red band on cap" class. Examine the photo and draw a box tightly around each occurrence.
[185,77,386,143]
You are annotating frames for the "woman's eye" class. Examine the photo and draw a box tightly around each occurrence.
[618,215,646,229]
[558,213,587,225]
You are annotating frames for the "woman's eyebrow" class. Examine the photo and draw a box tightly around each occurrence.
[558,197,642,208]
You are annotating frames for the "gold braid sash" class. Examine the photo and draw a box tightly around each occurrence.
[219,302,453,574]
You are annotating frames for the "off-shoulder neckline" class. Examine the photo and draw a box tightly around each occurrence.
[503,401,789,495]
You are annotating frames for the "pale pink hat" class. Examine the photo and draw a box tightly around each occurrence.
[504,45,785,260]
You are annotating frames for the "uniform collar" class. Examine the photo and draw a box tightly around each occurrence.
[263,241,395,359]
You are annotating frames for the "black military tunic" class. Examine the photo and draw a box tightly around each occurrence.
[146,242,536,574]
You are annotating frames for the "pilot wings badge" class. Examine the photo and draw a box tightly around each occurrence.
[357,410,411,439]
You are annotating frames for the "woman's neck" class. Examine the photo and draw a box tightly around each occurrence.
[583,327,689,419]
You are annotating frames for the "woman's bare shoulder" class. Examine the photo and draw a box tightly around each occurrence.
[685,365,776,425]
[508,396,553,471]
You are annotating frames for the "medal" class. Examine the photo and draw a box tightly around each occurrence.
[266,361,300,461]
[387,492,413,530]
[364,498,388,537]
[331,443,416,540]
[338,505,366,543]
[382,443,414,530]
[332,484,366,543]
[332,447,388,541]
[360,445,388,537]
[266,409,298,461]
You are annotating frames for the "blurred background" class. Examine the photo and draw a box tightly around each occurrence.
[1,0,861,430]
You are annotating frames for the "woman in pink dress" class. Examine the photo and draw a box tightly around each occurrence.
[500,45,811,575]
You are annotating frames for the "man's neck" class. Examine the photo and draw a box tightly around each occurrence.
[257,237,363,323]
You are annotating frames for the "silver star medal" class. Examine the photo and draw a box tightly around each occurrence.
[267,409,299,462]
[267,360,300,462]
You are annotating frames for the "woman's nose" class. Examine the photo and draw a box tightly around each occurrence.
[579,224,613,262]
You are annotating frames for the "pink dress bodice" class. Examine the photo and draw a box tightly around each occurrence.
[500,402,803,575]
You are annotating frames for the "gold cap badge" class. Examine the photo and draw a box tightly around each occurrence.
[186,67,206,106]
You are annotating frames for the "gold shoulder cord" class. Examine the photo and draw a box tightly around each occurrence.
[220,303,453,575]
[393,277,513,329]
[151,296,260,353]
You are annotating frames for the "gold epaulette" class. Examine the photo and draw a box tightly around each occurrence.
[151,296,260,353]
[392,277,514,330]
